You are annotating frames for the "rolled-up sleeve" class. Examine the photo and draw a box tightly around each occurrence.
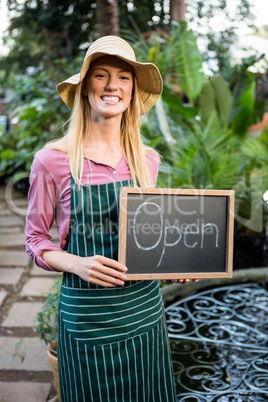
[25,157,63,271]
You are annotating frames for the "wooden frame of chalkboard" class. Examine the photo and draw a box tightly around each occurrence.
[118,188,235,279]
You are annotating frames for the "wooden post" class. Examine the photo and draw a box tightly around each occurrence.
[96,0,119,37]
[170,0,186,32]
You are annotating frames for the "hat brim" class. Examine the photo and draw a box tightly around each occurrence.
[57,52,162,115]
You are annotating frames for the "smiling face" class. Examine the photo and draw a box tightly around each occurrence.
[83,55,134,121]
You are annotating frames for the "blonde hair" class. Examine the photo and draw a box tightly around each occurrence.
[45,73,159,188]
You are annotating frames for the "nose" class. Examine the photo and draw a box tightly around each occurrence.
[105,75,118,91]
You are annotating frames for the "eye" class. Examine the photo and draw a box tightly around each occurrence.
[120,75,131,80]
[95,74,106,78]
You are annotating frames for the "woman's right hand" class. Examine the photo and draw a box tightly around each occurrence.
[73,254,128,287]
[41,250,128,287]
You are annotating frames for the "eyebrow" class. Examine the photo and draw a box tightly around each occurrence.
[93,67,132,74]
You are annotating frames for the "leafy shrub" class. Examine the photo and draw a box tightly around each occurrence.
[35,276,62,356]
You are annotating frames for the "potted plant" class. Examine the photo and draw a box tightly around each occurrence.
[35,276,62,401]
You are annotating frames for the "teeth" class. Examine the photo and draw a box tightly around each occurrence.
[102,96,120,102]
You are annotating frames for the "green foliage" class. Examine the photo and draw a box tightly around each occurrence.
[199,76,233,126]
[0,96,67,178]
[222,54,266,133]
[13,338,26,363]
[2,0,97,76]
[252,101,267,125]
[0,126,6,137]
[167,22,206,104]
[132,23,265,139]
[0,63,70,179]
[230,72,256,135]
[161,85,198,121]
[132,23,268,238]
[158,114,244,192]
[120,1,162,32]
[154,95,177,148]
[1,0,257,84]
[35,277,62,347]
[134,22,205,105]
[198,56,265,133]
[190,0,255,74]
[222,54,265,88]
[0,14,267,244]
[241,129,268,167]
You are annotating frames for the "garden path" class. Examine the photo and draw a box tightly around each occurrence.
[0,185,60,402]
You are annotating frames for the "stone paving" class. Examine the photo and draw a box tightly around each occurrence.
[0,185,61,402]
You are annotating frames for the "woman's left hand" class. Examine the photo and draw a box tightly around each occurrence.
[162,279,199,285]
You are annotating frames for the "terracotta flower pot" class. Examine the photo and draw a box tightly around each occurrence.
[46,340,61,401]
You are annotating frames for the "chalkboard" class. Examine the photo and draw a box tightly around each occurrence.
[118,188,235,279]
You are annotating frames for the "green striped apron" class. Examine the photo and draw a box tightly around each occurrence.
[58,177,177,402]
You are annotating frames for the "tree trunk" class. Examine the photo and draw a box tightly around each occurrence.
[96,0,119,37]
[170,0,186,23]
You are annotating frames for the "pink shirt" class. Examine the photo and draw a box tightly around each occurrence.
[25,148,160,271]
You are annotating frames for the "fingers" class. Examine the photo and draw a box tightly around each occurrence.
[89,276,124,288]
[170,279,189,284]
[97,255,128,272]
[82,255,128,287]
[91,263,128,285]
[178,279,190,285]
[171,278,199,285]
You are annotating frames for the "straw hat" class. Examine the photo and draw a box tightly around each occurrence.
[57,35,163,114]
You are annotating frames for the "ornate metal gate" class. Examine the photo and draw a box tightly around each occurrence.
[166,283,268,401]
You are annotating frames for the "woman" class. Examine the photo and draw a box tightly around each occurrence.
[26,35,192,402]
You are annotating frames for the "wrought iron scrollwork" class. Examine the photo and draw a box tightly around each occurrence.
[166,283,268,401]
